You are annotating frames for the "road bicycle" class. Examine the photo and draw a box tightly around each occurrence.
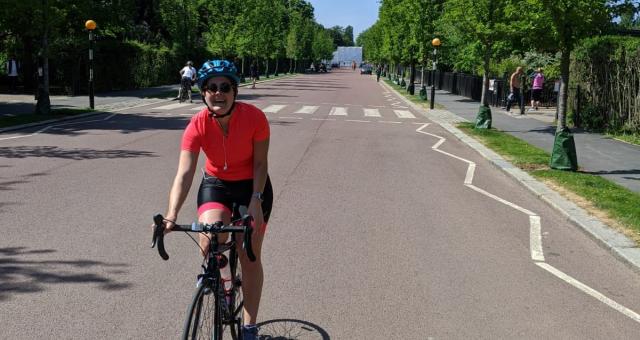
[152,207,256,340]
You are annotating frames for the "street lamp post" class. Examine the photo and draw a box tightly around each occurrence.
[85,20,97,109]
[430,38,441,110]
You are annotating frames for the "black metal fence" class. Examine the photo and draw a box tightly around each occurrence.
[411,68,558,109]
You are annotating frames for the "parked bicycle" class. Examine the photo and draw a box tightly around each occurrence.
[151,206,256,340]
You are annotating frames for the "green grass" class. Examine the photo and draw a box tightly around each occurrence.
[458,122,640,242]
[0,107,94,128]
[608,132,640,146]
[383,78,446,110]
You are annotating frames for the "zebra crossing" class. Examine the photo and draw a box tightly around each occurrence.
[151,101,421,120]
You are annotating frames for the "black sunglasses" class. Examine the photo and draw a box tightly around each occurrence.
[204,82,233,94]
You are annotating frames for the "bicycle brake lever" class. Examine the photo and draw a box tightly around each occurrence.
[152,214,170,261]
[242,215,257,262]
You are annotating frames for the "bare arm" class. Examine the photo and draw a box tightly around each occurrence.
[510,73,516,92]
[248,138,269,228]
[164,150,198,230]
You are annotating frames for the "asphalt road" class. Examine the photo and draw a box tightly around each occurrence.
[2,69,640,339]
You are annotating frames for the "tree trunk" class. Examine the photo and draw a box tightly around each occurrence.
[558,48,570,130]
[265,59,269,78]
[480,44,491,106]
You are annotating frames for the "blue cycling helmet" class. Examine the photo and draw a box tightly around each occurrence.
[197,59,240,89]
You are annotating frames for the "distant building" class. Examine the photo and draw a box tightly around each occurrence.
[330,46,363,67]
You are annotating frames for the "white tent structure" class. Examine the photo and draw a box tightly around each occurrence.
[330,46,363,67]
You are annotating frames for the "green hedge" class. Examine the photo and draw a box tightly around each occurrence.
[94,40,178,91]
[571,36,640,133]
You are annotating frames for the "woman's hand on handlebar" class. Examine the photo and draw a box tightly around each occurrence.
[162,216,176,235]
[150,216,176,235]
[248,199,264,233]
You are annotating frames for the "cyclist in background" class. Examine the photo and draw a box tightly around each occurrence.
[178,61,197,102]
[161,59,273,340]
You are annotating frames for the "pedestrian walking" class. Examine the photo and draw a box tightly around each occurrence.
[506,66,525,115]
[529,68,544,111]
[250,61,258,89]
[376,65,382,82]
[6,55,19,93]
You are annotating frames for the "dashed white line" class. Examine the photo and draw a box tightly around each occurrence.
[155,102,190,110]
[294,106,319,114]
[263,104,287,113]
[393,110,416,119]
[364,108,381,117]
[530,216,545,262]
[329,107,348,116]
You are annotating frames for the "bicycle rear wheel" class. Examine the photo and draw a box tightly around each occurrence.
[182,279,224,340]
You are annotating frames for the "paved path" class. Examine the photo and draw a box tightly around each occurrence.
[430,89,640,193]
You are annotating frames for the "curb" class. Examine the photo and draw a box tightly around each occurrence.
[0,74,299,133]
[381,80,640,273]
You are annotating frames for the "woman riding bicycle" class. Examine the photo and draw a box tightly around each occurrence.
[162,59,273,340]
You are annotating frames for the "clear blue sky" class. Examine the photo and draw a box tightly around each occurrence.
[307,0,380,42]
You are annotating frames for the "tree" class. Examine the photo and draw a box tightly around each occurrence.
[441,0,519,112]
[327,25,347,47]
[343,25,354,46]
[527,0,610,170]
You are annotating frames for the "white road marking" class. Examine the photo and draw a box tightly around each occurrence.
[329,107,348,116]
[0,126,53,141]
[394,110,416,119]
[415,122,640,324]
[294,106,319,114]
[378,121,402,124]
[279,116,303,120]
[155,102,189,110]
[537,262,640,324]
[364,108,381,117]
[346,119,370,123]
[530,216,545,262]
[191,106,203,111]
[263,105,287,113]
[311,118,336,121]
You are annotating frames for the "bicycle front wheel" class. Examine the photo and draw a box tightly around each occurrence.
[228,246,243,340]
[182,279,224,340]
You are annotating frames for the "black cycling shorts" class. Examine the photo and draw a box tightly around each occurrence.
[197,173,273,224]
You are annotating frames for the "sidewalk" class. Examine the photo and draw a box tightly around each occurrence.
[432,89,640,194]
[0,84,179,117]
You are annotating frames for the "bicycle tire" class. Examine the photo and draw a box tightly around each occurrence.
[228,246,243,340]
[182,278,223,340]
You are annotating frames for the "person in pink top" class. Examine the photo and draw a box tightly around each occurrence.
[530,68,544,111]
[159,59,271,340]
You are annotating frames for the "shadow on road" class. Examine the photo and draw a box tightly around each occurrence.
[0,246,131,301]
[257,318,330,340]
[0,145,156,160]
[581,169,640,176]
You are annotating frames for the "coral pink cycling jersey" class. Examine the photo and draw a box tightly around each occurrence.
[181,102,269,180]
